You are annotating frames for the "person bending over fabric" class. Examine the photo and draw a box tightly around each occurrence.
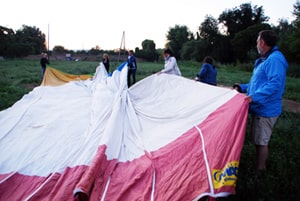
[195,56,217,86]
[157,48,181,76]
[233,30,288,175]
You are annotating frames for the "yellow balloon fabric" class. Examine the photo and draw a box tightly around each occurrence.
[41,67,93,86]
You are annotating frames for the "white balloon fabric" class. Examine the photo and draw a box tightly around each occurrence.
[0,62,249,201]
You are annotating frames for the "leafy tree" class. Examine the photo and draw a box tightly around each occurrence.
[141,39,155,51]
[0,26,15,57]
[210,35,234,63]
[273,19,293,62]
[0,25,46,57]
[196,15,221,61]
[186,15,235,63]
[199,15,219,45]
[89,47,101,55]
[53,45,67,54]
[212,3,270,63]
[14,25,47,56]
[231,23,271,62]
[166,25,192,60]
[218,3,269,38]
[136,39,158,62]
[180,40,201,60]
[285,0,300,63]
[292,0,300,28]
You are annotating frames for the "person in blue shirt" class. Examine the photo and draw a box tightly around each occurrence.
[127,50,137,87]
[40,53,49,78]
[195,56,217,86]
[233,30,288,175]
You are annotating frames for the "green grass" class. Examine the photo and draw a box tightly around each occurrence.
[0,59,300,201]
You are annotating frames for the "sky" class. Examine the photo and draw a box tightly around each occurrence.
[1,0,297,51]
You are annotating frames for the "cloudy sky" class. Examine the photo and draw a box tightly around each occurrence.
[0,0,297,50]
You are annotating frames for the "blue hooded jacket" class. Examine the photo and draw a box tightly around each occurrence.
[240,46,288,117]
[197,63,217,85]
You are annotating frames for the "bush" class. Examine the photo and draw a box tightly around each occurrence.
[287,63,300,78]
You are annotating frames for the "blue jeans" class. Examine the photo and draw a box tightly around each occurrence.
[41,67,46,78]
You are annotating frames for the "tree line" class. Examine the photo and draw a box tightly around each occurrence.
[0,25,46,58]
[1,2,300,65]
[167,2,300,64]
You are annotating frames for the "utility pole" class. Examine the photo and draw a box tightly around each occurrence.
[47,24,50,59]
[117,31,126,62]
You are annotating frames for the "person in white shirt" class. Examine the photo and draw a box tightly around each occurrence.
[157,48,181,76]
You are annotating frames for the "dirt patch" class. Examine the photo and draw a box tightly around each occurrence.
[21,83,40,90]
[283,99,300,113]
[219,85,300,113]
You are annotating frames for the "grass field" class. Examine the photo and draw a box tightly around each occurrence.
[0,59,299,201]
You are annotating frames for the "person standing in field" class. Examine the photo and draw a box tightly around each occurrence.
[127,50,137,87]
[40,53,49,78]
[233,30,288,175]
[102,53,110,73]
[195,56,217,86]
[157,48,181,76]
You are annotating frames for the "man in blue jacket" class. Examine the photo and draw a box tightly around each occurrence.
[233,30,288,175]
[127,50,137,87]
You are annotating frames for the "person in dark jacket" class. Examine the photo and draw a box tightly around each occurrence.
[40,53,49,78]
[102,53,110,73]
[127,50,137,87]
[195,56,217,86]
